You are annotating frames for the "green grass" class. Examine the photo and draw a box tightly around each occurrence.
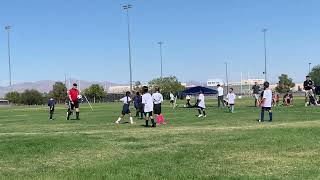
[1,97,320,179]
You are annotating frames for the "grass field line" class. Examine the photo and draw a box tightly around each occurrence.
[1,120,320,136]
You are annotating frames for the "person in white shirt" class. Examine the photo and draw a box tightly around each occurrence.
[152,87,166,126]
[258,81,273,122]
[142,86,156,127]
[197,91,206,118]
[115,91,134,125]
[217,84,225,107]
[170,92,175,107]
[227,88,236,113]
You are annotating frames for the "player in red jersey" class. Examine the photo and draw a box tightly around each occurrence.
[67,83,80,120]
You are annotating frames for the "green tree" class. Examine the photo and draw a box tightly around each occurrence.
[84,84,106,103]
[148,76,185,99]
[20,89,44,105]
[49,82,67,103]
[275,74,295,93]
[309,65,320,85]
[5,91,21,104]
[134,81,142,92]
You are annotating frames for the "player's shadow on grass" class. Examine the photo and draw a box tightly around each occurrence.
[69,119,80,121]
[120,122,130,124]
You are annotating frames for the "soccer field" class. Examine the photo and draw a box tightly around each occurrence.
[1,97,320,179]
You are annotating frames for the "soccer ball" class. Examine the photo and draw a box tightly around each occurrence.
[77,95,82,99]
[238,96,242,99]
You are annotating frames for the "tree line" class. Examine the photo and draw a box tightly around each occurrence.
[5,66,320,105]
[5,82,107,105]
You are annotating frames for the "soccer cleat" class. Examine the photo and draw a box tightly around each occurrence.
[203,115,207,118]
[198,114,203,118]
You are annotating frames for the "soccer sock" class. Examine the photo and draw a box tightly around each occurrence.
[76,112,79,119]
[156,115,161,124]
[231,105,234,113]
[161,114,166,124]
[130,117,133,124]
[67,111,71,119]
[145,120,149,127]
[116,117,121,123]
[269,112,273,121]
[260,110,265,121]
[203,110,206,116]
[198,109,202,115]
[50,113,53,119]
[151,119,156,126]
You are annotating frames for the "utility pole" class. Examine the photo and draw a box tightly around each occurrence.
[262,28,268,82]
[158,41,164,78]
[5,26,12,91]
[123,4,133,93]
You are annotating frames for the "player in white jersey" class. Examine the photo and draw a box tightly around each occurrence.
[258,81,273,122]
[142,86,156,127]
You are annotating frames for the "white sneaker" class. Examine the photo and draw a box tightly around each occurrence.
[198,114,203,118]
[203,115,207,118]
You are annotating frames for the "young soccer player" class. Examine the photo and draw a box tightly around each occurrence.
[258,81,273,122]
[152,87,166,126]
[115,91,134,125]
[142,86,156,127]
[48,97,56,120]
[67,83,80,120]
[134,92,143,118]
[227,88,236,113]
[169,92,175,107]
[217,84,225,107]
[197,91,206,118]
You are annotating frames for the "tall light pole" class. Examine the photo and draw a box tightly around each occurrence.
[158,41,164,78]
[123,4,133,93]
[309,62,312,74]
[5,25,12,91]
[262,28,268,82]
[225,62,229,92]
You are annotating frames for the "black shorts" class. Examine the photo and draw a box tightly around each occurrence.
[144,111,153,117]
[49,107,55,114]
[170,100,174,104]
[70,101,79,110]
[154,104,162,115]
[262,107,272,111]
[122,104,131,115]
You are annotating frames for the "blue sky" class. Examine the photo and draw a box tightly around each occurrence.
[0,0,319,86]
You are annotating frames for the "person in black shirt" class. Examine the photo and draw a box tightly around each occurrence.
[252,82,261,107]
[48,98,56,120]
[304,76,315,106]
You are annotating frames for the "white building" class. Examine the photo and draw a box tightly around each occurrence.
[207,79,224,87]
[107,86,130,94]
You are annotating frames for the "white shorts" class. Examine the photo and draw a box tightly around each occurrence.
[254,94,260,100]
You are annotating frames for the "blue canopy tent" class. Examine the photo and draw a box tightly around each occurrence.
[181,86,218,96]
[180,86,218,108]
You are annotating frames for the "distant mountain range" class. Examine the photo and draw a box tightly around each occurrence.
[0,80,120,98]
